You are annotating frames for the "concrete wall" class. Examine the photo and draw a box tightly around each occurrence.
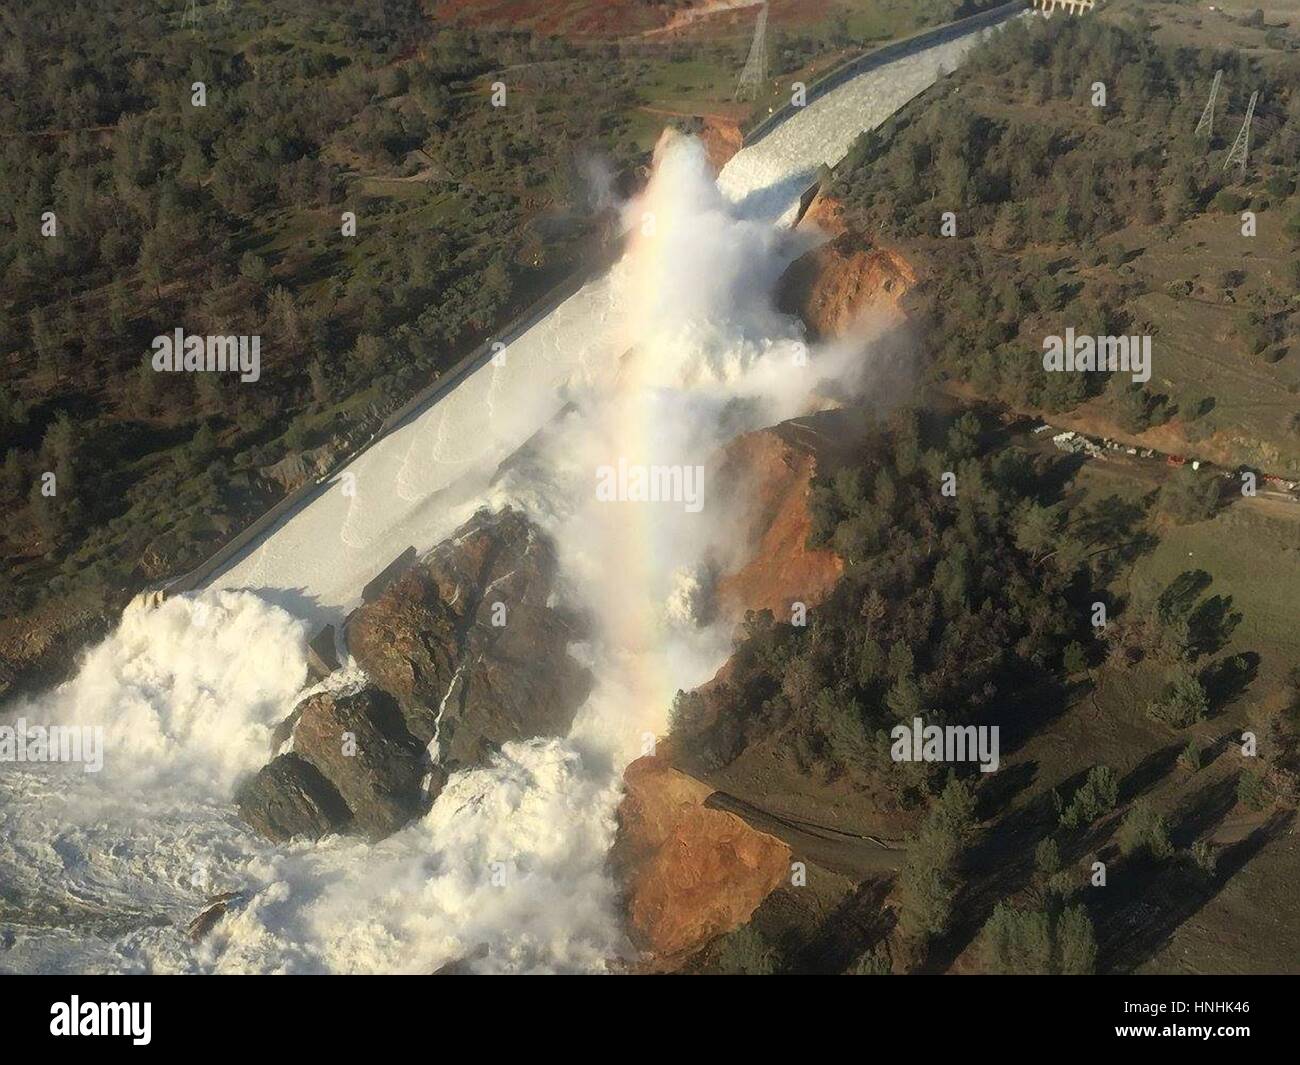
[744,1,1028,146]
[163,4,1027,598]
[164,235,627,596]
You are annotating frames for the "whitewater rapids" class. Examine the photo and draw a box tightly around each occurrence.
[0,21,1007,973]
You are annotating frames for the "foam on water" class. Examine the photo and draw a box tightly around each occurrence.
[2,138,795,974]
[1,23,1006,972]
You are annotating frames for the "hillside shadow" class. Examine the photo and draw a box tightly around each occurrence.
[784,877,895,974]
[1096,806,1295,972]
[1119,742,1183,804]
[975,759,1038,822]
[921,780,1074,974]
[1169,773,1240,849]
[995,676,1090,761]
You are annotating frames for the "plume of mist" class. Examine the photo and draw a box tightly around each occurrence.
[0,133,904,974]
[578,153,618,215]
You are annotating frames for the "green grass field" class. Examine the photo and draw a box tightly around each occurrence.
[971,456,1300,972]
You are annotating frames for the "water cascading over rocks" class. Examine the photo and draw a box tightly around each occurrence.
[238,507,592,843]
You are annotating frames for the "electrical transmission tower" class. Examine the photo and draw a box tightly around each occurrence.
[1194,69,1222,138]
[735,3,769,102]
[181,0,201,30]
[1222,91,1258,174]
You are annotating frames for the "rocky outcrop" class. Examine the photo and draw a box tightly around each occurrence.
[777,234,915,341]
[289,686,430,840]
[239,687,427,842]
[259,442,343,494]
[611,755,791,969]
[239,508,591,844]
[186,892,245,943]
[0,601,112,706]
[798,188,848,238]
[347,507,591,767]
[237,752,352,842]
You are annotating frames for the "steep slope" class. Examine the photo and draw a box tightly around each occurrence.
[238,507,592,843]
[777,233,915,341]
[611,753,791,968]
[714,423,845,622]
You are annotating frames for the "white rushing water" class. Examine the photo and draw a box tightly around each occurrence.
[208,19,1003,625]
[0,20,1007,974]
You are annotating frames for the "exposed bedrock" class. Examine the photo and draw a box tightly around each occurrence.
[237,752,352,843]
[238,685,428,842]
[776,230,915,342]
[238,507,592,843]
[611,753,791,969]
[714,420,847,623]
[346,506,592,763]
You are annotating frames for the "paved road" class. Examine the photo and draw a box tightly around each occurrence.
[706,791,906,878]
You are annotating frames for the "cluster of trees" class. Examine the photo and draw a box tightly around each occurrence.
[1100,568,1246,731]
[1056,765,1119,831]
[0,2,637,623]
[896,775,978,956]
[669,409,1096,805]
[1157,466,1222,525]
[829,15,1300,420]
[1238,669,1300,810]
[976,772,1188,975]
[979,896,1097,976]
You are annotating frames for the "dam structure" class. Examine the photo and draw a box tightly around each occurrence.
[0,5,1028,978]
[208,10,1018,626]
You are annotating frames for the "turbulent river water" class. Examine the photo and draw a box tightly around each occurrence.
[0,19,1009,974]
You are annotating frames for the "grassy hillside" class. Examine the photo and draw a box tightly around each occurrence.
[831,0,1300,473]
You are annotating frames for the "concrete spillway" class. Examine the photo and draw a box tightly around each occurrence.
[0,10,1024,977]
[719,22,999,223]
[209,17,1009,623]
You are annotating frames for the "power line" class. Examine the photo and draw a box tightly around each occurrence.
[1222,90,1258,175]
[1194,69,1222,138]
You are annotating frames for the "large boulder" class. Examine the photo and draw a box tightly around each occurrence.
[347,507,592,768]
[236,753,351,842]
[239,686,430,843]
[289,687,430,840]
